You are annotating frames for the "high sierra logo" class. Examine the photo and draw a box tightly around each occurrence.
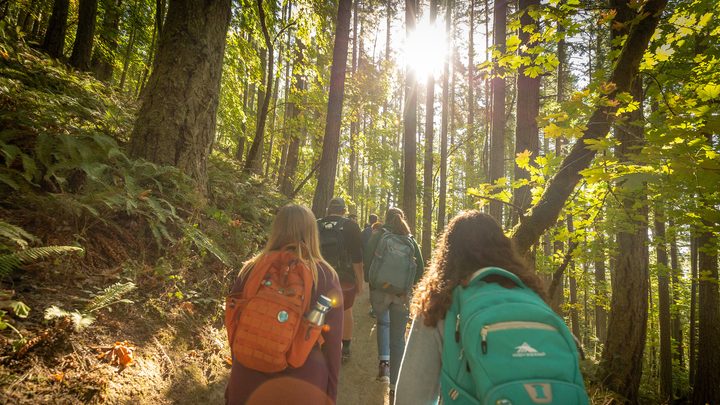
[513,342,546,358]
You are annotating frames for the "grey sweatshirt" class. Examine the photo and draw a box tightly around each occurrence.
[394,315,445,405]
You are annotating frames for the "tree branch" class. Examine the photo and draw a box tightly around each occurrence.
[510,0,668,254]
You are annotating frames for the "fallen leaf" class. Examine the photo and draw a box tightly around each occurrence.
[225,356,233,366]
[180,301,195,314]
[98,341,135,368]
[50,372,64,383]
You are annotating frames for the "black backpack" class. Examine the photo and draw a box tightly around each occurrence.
[317,217,352,281]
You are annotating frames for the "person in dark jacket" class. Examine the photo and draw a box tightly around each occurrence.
[226,204,343,405]
[317,197,364,363]
[361,213,378,250]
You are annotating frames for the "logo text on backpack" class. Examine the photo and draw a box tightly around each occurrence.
[513,342,546,357]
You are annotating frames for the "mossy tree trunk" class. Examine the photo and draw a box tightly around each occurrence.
[129,0,232,191]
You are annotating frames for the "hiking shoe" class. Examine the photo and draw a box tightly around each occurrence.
[377,361,390,381]
[341,346,351,364]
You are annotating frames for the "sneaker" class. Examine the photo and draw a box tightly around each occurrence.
[369,307,376,318]
[388,389,395,404]
[377,360,390,381]
[341,346,351,364]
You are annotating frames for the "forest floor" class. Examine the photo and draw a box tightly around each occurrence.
[1,269,390,404]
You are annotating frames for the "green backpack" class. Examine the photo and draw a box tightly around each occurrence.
[440,267,589,405]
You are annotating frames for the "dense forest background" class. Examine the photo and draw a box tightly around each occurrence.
[0,0,718,403]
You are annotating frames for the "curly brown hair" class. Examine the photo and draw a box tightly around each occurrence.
[411,210,548,327]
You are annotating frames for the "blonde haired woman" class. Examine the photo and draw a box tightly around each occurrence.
[225,204,344,405]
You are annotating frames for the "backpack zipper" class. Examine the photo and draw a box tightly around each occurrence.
[480,321,558,354]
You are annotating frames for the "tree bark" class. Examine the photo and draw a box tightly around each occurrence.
[400,0,417,232]
[465,0,476,199]
[348,0,360,203]
[69,0,99,71]
[91,0,122,82]
[119,24,136,91]
[41,0,69,58]
[488,0,506,222]
[689,233,698,386]
[421,0,437,261]
[244,0,274,174]
[280,41,306,197]
[128,0,232,190]
[692,228,720,403]
[598,3,651,400]
[311,0,352,217]
[692,135,720,404]
[594,226,608,346]
[668,221,683,368]
[437,0,451,234]
[512,0,540,226]
[654,211,673,402]
[510,0,668,254]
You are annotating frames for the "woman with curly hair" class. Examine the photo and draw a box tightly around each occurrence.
[393,210,547,404]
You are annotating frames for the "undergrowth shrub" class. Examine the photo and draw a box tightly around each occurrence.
[0,33,283,277]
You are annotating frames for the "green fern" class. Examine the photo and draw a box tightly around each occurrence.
[0,246,84,277]
[45,281,135,331]
[183,224,234,268]
[0,220,36,250]
[84,281,136,313]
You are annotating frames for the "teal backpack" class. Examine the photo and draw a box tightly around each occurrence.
[440,267,589,405]
[368,231,417,295]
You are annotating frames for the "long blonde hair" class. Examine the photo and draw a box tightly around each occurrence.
[238,204,334,284]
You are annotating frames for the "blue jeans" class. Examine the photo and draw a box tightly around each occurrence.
[370,289,409,388]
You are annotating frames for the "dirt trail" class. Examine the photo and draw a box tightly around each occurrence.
[336,291,391,405]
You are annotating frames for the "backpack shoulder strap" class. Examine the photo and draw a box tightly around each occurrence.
[467,266,526,289]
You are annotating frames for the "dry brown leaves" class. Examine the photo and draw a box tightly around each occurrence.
[97,341,135,368]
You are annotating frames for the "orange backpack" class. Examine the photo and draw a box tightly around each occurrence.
[225,247,325,373]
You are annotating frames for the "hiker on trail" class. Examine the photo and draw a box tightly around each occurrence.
[225,204,343,405]
[317,197,365,363]
[361,213,379,250]
[362,213,379,319]
[394,211,588,405]
[364,207,423,401]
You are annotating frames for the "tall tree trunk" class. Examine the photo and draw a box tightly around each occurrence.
[69,0,99,71]
[692,134,720,404]
[119,24,136,91]
[509,0,668,254]
[91,0,122,82]
[465,0,475,200]
[567,217,580,338]
[689,233,698,386]
[280,41,306,197]
[655,211,673,402]
[599,3,649,400]
[348,0,360,203]
[512,0,540,225]
[488,0,506,222]
[311,0,352,217]
[421,0,437,261]
[594,226,608,346]
[245,0,274,174]
[437,0,451,234]
[668,220,683,368]
[41,0,69,58]
[128,0,231,190]
[400,0,417,232]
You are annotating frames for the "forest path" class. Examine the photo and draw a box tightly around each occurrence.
[336,291,391,405]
